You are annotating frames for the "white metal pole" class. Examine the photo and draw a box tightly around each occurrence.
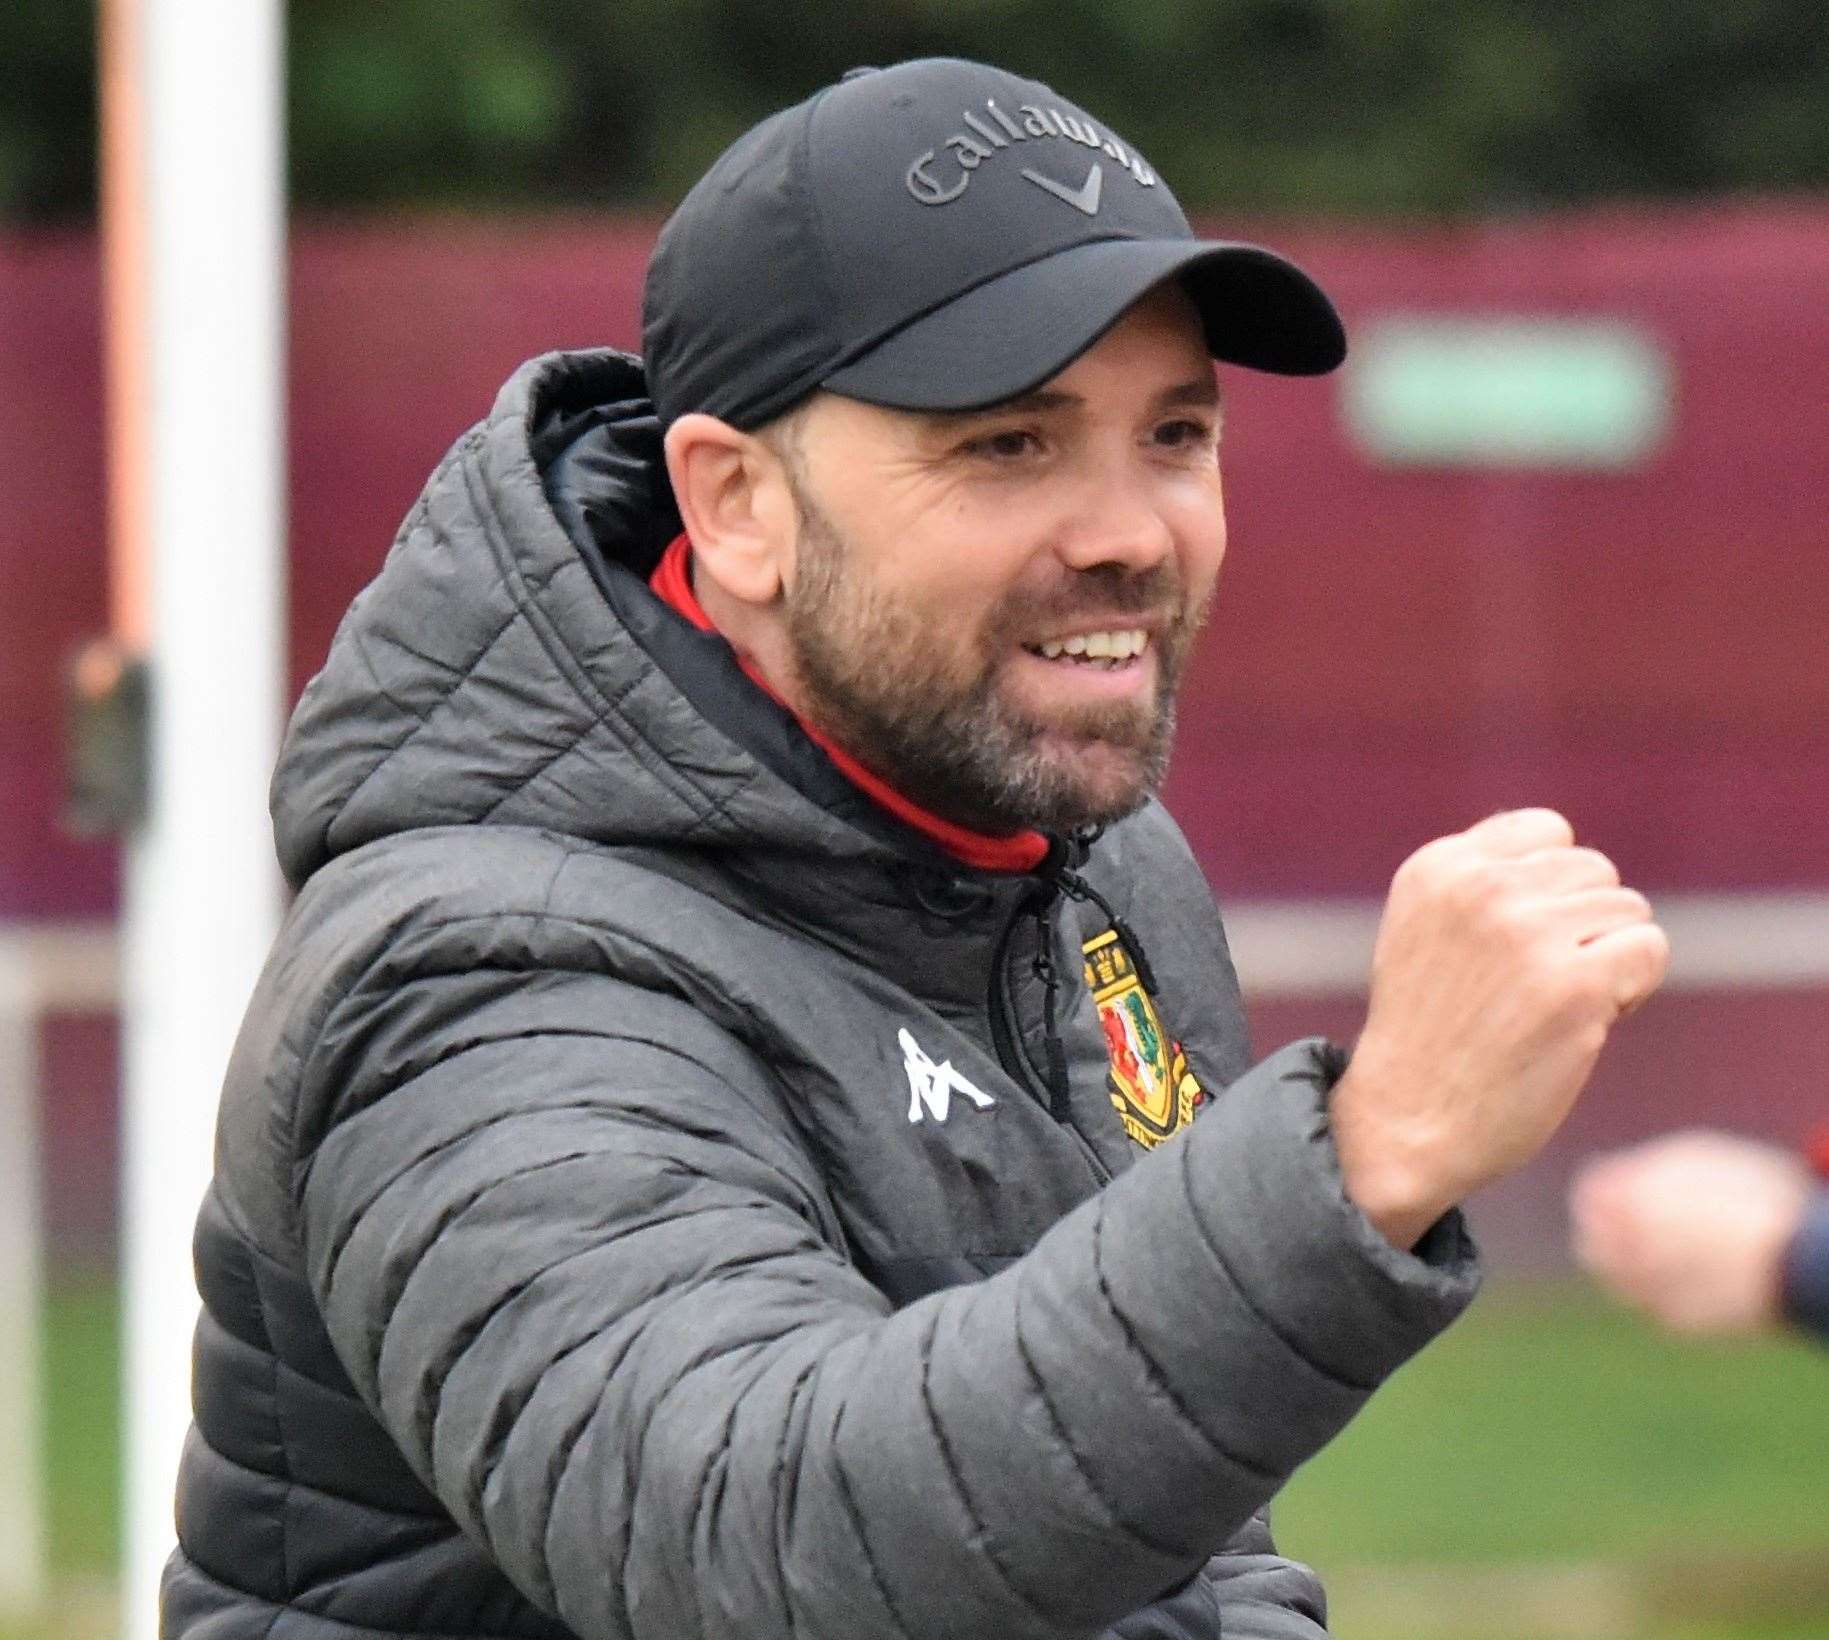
[115,2,286,1636]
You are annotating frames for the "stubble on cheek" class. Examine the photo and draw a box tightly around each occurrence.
[781,491,1210,832]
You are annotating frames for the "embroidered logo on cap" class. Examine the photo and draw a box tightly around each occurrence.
[905,97,1156,207]
[1023,162,1103,216]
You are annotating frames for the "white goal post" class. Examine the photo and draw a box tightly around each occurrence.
[98,2,288,1636]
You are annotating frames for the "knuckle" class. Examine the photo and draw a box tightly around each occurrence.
[1616,887,1653,920]
[1631,925,1672,986]
[1398,834,1457,884]
[1448,857,1503,912]
[1575,847,1622,886]
[1483,896,1536,949]
[1517,806,1576,846]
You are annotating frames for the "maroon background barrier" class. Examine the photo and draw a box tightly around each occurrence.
[1175,207,1829,898]
[6,206,1827,1266]
[5,204,1826,916]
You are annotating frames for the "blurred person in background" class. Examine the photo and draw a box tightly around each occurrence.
[161,57,1667,1640]
[1573,1131,1829,1341]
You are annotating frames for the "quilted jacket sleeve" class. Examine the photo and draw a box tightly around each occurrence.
[296,962,1475,1640]
[1200,1510,1329,1638]
[1100,1510,1324,1639]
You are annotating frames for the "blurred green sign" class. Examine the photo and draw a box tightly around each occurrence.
[1342,317,1672,469]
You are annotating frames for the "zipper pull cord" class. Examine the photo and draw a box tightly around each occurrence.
[1031,906,1073,1121]
[1056,870,1162,997]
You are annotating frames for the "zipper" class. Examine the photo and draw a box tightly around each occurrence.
[985,885,1050,1098]
[986,883,1113,1184]
[1055,870,1160,995]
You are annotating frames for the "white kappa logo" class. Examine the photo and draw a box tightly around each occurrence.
[899,1028,995,1124]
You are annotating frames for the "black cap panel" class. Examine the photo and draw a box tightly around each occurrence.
[805,60,1190,355]
[641,103,845,429]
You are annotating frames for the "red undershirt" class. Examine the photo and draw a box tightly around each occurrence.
[650,532,1050,874]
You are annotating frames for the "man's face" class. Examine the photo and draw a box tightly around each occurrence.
[777,283,1228,835]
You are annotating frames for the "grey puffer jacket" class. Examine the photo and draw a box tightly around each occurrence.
[162,350,1479,1640]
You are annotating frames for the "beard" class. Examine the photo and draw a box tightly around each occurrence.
[781,480,1207,836]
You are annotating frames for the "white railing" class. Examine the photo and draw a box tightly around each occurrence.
[1224,891,1829,997]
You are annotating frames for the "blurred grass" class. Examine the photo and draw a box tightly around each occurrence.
[36,1269,118,1579]
[1279,1279,1829,1562]
[1278,1279,1829,1636]
[5,1274,1826,1638]
[0,1268,118,1640]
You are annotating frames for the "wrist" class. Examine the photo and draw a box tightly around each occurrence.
[1328,1060,1458,1252]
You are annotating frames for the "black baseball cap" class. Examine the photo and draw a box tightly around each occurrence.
[642,57,1346,430]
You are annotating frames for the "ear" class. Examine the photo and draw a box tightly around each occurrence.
[662,412,796,607]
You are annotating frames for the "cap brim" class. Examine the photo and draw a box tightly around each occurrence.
[821,237,1346,413]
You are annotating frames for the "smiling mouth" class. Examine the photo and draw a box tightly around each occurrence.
[1021,628,1151,670]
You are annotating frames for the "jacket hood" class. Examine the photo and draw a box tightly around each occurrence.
[272,350,926,890]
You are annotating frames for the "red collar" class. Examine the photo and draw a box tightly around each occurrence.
[649,533,1049,874]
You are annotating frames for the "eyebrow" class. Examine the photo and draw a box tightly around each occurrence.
[1158,378,1224,412]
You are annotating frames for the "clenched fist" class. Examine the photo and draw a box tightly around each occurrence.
[1570,1132,1813,1333]
[1330,809,1669,1249]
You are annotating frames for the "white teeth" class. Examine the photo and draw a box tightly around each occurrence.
[1030,629,1151,661]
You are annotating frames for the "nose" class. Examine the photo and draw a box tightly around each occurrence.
[1052,459,1177,576]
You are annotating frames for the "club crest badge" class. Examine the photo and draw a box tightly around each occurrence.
[1082,928,1205,1149]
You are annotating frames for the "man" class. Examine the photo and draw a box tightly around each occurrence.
[163,57,1667,1640]
[1573,1130,1829,1341]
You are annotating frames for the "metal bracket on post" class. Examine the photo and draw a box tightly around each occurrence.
[63,638,152,837]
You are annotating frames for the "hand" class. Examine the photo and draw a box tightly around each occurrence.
[1330,809,1669,1249]
[1570,1131,1812,1333]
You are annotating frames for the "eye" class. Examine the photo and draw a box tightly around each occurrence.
[963,427,1045,461]
[1151,416,1219,451]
